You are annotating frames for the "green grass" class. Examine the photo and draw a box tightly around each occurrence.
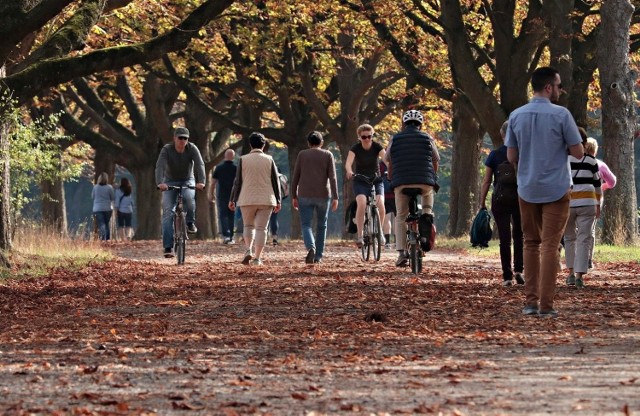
[0,225,111,280]
[435,236,640,263]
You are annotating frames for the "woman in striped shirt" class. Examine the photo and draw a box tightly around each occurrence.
[564,143,602,288]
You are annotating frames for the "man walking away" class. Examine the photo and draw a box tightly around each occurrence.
[291,131,339,264]
[210,149,237,244]
[506,67,584,318]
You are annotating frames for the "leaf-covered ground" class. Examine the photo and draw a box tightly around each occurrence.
[0,240,639,415]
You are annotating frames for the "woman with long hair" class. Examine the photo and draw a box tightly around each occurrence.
[115,177,134,241]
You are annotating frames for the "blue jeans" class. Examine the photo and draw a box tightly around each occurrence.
[94,210,112,240]
[162,181,196,249]
[217,199,235,238]
[298,197,330,260]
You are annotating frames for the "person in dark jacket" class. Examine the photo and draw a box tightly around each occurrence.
[386,110,440,267]
[210,148,237,244]
[479,121,524,286]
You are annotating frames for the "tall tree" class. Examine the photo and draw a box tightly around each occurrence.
[597,0,638,244]
[0,0,235,262]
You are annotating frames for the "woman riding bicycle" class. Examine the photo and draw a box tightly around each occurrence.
[344,124,386,249]
[386,110,440,267]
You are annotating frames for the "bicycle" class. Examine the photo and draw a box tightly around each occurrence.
[402,188,423,274]
[161,185,195,265]
[352,174,383,261]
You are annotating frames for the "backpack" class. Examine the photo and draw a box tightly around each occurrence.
[493,161,518,203]
[278,173,289,199]
[470,208,492,248]
[418,213,436,252]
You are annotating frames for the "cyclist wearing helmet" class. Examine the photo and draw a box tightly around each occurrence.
[387,110,440,267]
[344,123,386,248]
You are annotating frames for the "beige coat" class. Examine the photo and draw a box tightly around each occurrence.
[233,149,279,207]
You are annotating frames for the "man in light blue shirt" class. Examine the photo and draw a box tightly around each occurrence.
[506,66,584,318]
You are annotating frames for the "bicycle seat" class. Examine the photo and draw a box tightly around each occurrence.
[402,188,422,197]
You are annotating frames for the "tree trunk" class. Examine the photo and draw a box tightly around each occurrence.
[0,69,10,266]
[131,165,161,240]
[447,98,484,237]
[597,0,638,245]
[41,176,68,236]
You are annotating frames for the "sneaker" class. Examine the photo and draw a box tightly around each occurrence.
[313,258,322,264]
[395,251,409,267]
[163,247,174,258]
[538,309,559,318]
[187,223,198,233]
[250,258,263,266]
[502,279,513,287]
[273,238,279,246]
[575,277,585,289]
[355,238,363,249]
[305,248,315,264]
[566,274,576,286]
[522,305,538,316]
[385,243,391,250]
[515,272,525,285]
[241,250,252,265]
[223,237,235,244]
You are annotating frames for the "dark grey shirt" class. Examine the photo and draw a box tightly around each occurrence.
[155,143,206,184]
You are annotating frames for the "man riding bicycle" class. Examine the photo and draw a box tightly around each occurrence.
[386,110,440,267]
[155,127,206,258]
[344,124,386,248]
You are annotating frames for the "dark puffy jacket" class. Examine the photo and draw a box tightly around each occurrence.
[388,126,437,188]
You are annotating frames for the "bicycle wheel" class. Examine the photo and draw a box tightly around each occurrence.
[174,213,186,265]
[371,208,382,261]
[409,241,420,274]
[361,216,370,261]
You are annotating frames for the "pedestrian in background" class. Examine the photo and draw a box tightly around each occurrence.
[291,131,339,264]
[506,67,583,318]
[584,137,616,269]
[479,121,524,287]
[115,177,134,241]
[210,148,237,244]
[229,132,281,266]
[92,172,115,241]
[564,137,601,288]
[379,161,396,249]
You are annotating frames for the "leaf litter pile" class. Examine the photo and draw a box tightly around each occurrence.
[1,240,639,415]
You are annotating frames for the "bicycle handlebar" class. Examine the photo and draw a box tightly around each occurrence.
[157,185,197,191]
[351,173,382,185]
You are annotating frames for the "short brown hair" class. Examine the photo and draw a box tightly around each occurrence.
[357,124,374,136]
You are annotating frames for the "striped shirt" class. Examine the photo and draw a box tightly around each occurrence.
[569,154,601,207]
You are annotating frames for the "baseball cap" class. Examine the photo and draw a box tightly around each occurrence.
[174,127,190,138]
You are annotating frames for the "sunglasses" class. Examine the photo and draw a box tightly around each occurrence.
[177,136,189,141]
[360,134,373,140]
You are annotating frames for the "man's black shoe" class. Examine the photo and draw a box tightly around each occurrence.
[305,248,315,264]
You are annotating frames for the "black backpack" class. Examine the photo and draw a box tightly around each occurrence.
[418,213,436,252]
[470,208,492,248]
[493,161,518,203]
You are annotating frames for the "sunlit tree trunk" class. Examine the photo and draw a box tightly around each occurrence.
[598,0,638,244]
[0,64,11,267]
[447,97,484,237]
[41,176,68,236]
[131,165,160,240]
